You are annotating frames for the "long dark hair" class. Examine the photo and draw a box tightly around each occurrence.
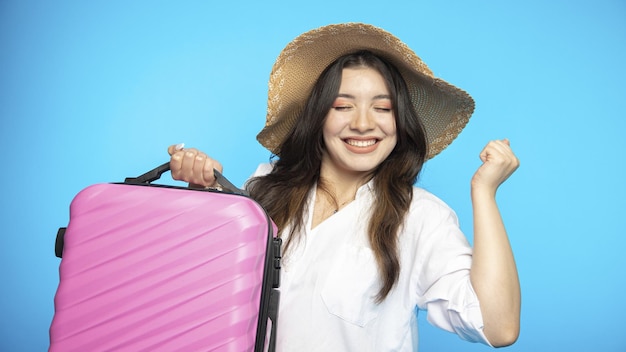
[247,50,428,302]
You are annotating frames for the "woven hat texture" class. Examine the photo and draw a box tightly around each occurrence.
[256,22,474,159]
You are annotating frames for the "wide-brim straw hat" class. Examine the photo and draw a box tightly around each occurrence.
[256,22,475,160]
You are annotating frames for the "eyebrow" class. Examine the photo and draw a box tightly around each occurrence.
[336,93,391,100]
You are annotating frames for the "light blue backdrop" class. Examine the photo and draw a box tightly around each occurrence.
[1,0,625,351]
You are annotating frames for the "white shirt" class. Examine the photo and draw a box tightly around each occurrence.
[251,164,491,351]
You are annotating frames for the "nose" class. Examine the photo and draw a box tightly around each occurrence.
[349,108,375,132]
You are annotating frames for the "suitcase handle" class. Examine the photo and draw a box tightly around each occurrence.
[124,162,248,196]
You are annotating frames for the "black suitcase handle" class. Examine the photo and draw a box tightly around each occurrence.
[124,162,248,196]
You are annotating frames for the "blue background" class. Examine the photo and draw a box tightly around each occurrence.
[2,0,625,351]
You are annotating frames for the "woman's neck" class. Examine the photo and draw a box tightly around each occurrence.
[318,163,371,211]
[318,163,372,205]
[312,170,365,229]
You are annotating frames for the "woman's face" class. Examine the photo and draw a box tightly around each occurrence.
[322,67,397,178]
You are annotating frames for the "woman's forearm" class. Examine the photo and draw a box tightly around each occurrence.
[470,187,521,347]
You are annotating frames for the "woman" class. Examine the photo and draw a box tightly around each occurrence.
[168,23,520,351]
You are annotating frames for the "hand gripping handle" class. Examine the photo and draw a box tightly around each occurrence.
[124,162,248,196]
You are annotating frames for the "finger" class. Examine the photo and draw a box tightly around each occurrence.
[192,152,211,185]
[180,149,201,183]
[492,140,518,165]
[483,140,520,172]
[479,142,497,163]
[488,139,513,155]
[479,140,509,164]
[204,159,223,185]
[203,159,223,186]
[167,143,185,156]
[168,143,186,180]
[489,139,509,153]
[169,149,187,180]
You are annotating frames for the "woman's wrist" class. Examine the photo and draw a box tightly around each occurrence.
[471,183,497,201]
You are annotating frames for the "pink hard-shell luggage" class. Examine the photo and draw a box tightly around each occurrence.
[50,162,281,352]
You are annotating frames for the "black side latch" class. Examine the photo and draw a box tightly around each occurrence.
[272,238,282,288]
[55,227,66,258]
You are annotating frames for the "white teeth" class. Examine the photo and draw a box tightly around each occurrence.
[346,139,376,147]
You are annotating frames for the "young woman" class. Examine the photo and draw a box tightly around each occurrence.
[168,23,520,351]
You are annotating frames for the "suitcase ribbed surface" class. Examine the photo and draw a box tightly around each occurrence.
[50,183,271,351]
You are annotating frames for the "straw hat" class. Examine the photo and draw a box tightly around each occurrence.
[256,22,474,160]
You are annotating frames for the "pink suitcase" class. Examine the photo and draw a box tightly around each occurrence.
[50,163,281,352]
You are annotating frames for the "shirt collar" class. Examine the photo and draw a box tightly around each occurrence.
[356,178,375,199]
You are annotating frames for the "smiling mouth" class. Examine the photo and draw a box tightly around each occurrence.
[344,139,378,147]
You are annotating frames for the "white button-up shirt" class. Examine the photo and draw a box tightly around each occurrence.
[251,164,491,351]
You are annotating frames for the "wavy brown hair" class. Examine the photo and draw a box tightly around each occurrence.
[247,50,428,302]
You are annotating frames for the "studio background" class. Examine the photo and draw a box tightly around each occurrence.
[1,1,625,351]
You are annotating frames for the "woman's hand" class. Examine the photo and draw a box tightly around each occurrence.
[167,144,223,188]
[471,139,520,196]
[469,139,521,346]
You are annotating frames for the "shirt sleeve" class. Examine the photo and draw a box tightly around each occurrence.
[251,162,274,177]
[242,162,275,189]
[409,191,493,346]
